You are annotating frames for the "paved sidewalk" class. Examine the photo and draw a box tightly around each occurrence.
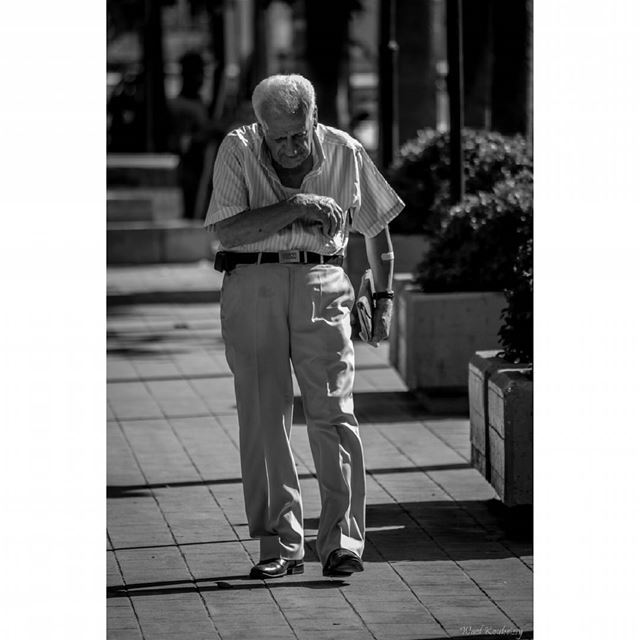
[107,269,533,640]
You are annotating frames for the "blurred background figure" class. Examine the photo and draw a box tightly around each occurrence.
[168,51,219,220]
[107,69,146,152]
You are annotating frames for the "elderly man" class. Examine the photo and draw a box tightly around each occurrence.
[204,74,404,579]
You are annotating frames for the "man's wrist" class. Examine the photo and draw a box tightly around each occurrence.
[372,290,394,301]
[286,194,306,218]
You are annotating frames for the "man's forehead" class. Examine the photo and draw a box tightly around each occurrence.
[262,109,311,136]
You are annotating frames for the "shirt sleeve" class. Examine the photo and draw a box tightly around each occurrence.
[203,134,249,231]
[351,146,405,237]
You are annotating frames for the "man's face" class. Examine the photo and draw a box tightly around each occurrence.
[260,107,316,170]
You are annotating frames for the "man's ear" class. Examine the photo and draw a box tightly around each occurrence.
[257,121,264,136]
[312,106,318,128]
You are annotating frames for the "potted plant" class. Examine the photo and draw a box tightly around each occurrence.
[469,236,533,505]
[347,127,530,287]
[390,130,532,400]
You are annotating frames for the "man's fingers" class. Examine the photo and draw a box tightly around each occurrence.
[331,212,339,235]
[370,304,392,346]
[304,197,343,236]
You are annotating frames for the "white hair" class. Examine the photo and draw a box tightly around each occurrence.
[251,74,316,125]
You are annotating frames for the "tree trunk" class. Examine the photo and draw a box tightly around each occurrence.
[490,0,528,135]
[462,0,492,129]
[142,0,168,151]
[447,0,465,203]
[395,0,438,145]
[207,0,226,118]
[378,0,398,169]
[304,0,352,128]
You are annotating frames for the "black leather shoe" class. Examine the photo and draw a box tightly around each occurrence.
[249,558,304,579]
[322,549,364,577]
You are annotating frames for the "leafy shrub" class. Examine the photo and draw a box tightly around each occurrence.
[414,169,533,293]
[388,128,532,235]
[498,236,533,365]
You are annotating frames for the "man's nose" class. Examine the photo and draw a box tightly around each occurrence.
[284,137,295,154]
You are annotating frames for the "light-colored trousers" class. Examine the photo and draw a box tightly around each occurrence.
[220,262,366,565]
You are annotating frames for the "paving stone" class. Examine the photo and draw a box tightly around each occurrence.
[490,599,533,630]
[215,628,296,640]
[143,379,210,417]
[118,418,203,484]
[107,422,147,487]
[109,398,165,420]
[172,352,220,376]
[108,358,139,381]
[366,622,446,639]
[418,595,516,635]
[106,630,144,640]
[107,550,125,589]
[357,367,408,392]
[132,359,183,379]
[114,546,194,587]
[426,468,497,502]
[189,377,239,414]
[169,416,240,479]
[289,629,374,640]
[181,541,250,580]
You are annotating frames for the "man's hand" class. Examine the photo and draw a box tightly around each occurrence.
[370,298,393,347]
[290,194,344,237]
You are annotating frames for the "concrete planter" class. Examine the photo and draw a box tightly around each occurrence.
[391,287,506,392]
[388,274,418,366]
[468,351,533,506]
[469,350,511,476]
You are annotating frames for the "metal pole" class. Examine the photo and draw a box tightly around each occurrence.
[378,0,398,169]
[446,0,464,203]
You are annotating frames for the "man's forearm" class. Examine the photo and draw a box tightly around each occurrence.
[214,199,300,248]
[365,226,394,292]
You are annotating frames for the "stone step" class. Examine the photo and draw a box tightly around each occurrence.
[107,262,223,306]
[107,221,213,264]
[107,153,179,187]
[107,187,183,222]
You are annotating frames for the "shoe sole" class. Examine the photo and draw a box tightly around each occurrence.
[249,563,304,579]
[322,557,364,577]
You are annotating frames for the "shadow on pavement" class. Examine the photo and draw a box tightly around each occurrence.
[302,499,533,563]
[293,391,435,424]
[108,330,225,357]
[107,576,347,599]
[106,463,472,498]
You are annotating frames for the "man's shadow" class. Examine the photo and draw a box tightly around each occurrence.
[107,574,347,599]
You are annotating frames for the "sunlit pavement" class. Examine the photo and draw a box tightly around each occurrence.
[107,266,533,640]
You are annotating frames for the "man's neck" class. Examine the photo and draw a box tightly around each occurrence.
[272,154,314,189]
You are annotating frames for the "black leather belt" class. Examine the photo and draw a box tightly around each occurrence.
[214,250,344,273]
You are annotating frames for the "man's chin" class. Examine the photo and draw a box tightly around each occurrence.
[278,157,303,169]
[277,152,312,169]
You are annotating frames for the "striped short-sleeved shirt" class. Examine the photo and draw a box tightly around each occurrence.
[203,122,404,254]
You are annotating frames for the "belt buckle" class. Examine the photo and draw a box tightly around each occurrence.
[278,250,301,264]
